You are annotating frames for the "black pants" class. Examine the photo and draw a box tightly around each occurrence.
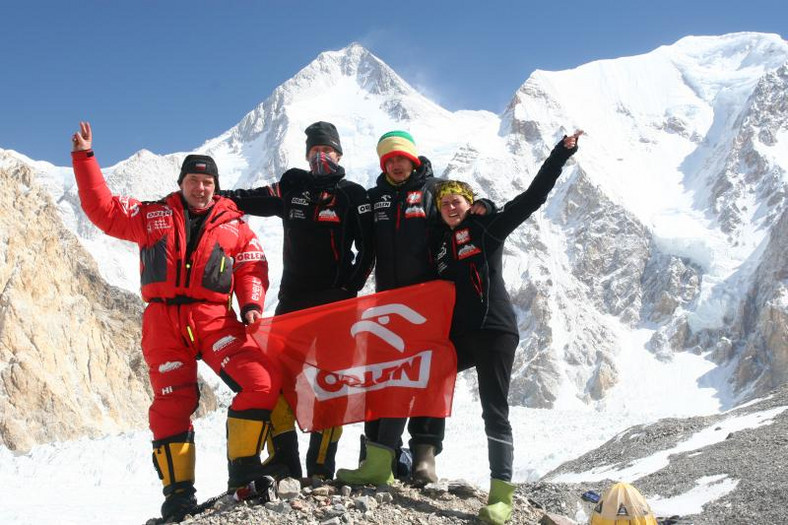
[364,416,445,452]
[453,329,518,481]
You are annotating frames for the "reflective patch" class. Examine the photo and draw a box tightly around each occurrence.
[457,243,481,259]
[212,335,237,353]
[150,218,169,231]
[404,206,426,219]
[251,279,264,301]
[318,208,340,222]
[219,222,240,235]
[158,361,183,373]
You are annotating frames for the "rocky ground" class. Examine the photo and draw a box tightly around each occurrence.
[144,384,788,525]
[149,477,552,525]
[542,382,788,524]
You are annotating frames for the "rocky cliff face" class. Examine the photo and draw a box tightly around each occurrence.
[0,153,150,451]
[731,205,788,394]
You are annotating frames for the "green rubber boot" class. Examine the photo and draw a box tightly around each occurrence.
[479,478,516,525]
[336,441,395,485]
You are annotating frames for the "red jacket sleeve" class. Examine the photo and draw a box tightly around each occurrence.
[232,221,269,313]
[71,150,147,243]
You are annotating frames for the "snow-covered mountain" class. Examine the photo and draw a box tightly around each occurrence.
[1,31,787,525]
[5,30,788,426]
[37,32,787,411]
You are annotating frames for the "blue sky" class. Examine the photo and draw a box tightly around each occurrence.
[1,0,785,166]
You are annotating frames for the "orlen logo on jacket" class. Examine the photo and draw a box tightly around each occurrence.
[303,303,431,400]
[146,209,173,219]
[236,250,266,262]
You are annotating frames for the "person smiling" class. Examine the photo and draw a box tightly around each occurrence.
[433,130,582,525]
[71,122,280,522]
[336,130,495,488]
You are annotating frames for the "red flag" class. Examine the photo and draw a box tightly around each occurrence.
[248,281,457,432]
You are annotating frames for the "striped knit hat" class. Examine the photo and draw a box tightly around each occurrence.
[376,131,421,171]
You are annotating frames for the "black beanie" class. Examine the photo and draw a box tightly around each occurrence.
[178,154,220,190]
[305,121,343,156]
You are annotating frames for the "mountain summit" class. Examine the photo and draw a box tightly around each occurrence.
[3,34,787,449]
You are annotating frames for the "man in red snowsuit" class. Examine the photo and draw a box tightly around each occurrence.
[71,122,280,523]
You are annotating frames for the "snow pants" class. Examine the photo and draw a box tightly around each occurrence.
[142,301,281,440]
[452,329,518,482]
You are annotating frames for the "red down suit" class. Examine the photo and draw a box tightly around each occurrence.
[72,150,280,440]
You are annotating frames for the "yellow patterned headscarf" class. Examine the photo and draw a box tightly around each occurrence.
[435,180,475,207]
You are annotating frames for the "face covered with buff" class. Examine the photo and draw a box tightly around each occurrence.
[308,146,341,175]
[304,121,343,176]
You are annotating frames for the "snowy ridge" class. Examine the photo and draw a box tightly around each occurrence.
[2,31,787,525]
[31,32,788,407]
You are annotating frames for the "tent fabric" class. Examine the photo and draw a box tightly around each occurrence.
[589,482,658,525]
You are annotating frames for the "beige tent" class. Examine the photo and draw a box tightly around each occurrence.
[589,482,658,525]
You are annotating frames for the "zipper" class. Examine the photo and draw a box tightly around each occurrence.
[175,228,183,287]
[469,262,484,301]
[329,230,339,261]
[185,260,193,286]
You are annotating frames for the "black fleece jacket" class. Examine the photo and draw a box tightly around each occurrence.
[219,167,374,301]
[367,156,443,291]
[434,140,577,336]
[368,156,496,292]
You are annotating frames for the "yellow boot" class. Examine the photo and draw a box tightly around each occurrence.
[152,431,198,522]
[261,396,302,479]
[226,408,272,490]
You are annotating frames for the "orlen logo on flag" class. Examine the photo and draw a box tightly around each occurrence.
[247,280,457,431]
[303,350,432,400]
[300,303,431,400]
[349,304,426,352]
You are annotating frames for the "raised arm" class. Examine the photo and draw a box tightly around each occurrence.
[71,121,147,242]
[485,131,582,239]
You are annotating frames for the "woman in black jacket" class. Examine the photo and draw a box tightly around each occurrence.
[433,131,581,525]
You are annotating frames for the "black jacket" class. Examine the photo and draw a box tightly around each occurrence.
[367,157,443,292]
[369,156,497,292]
[434,141,577,336]
[220,167,374,306]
